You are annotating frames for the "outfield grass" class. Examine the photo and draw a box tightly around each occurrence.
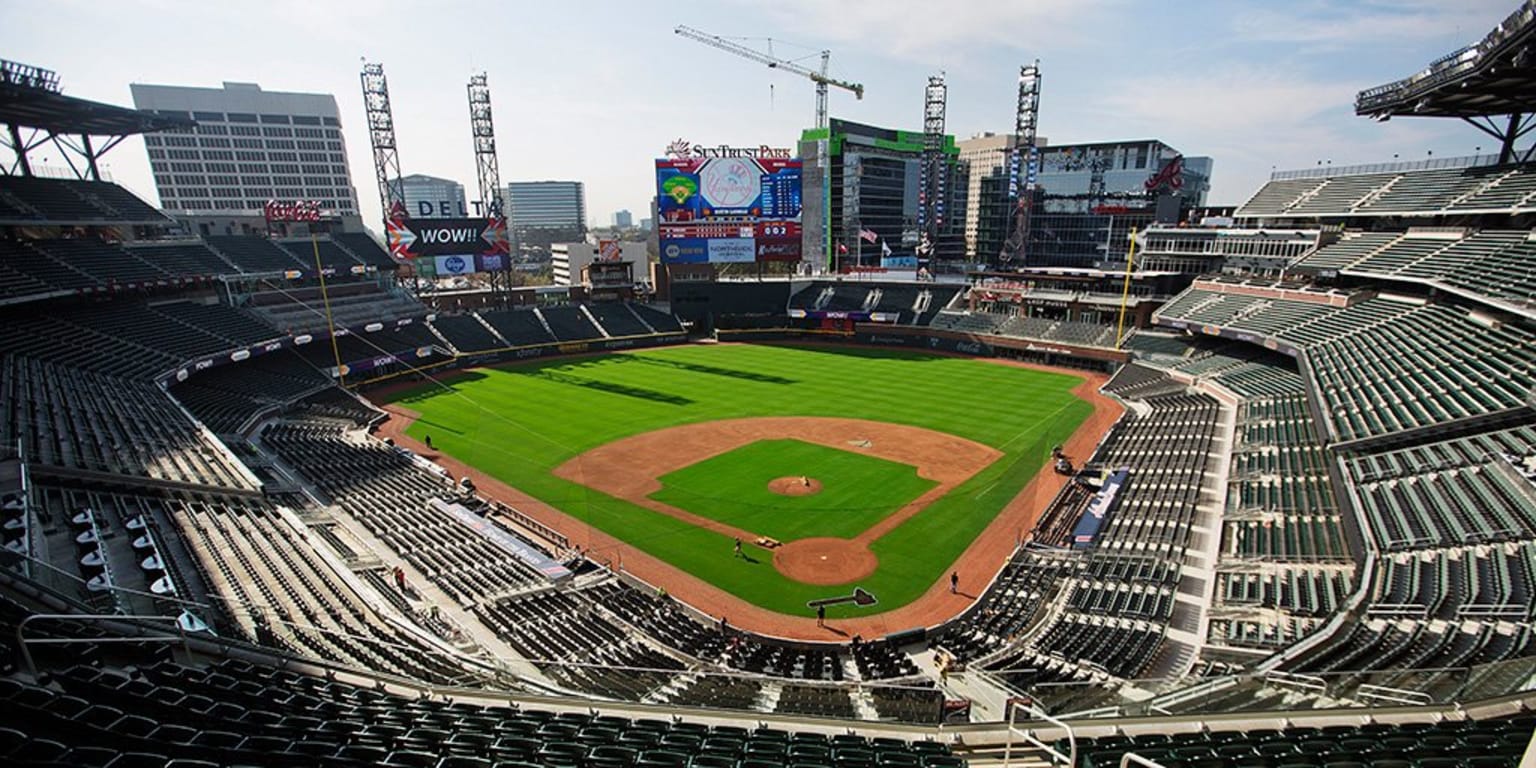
[649,439,937,543]
[387,344,1092,618]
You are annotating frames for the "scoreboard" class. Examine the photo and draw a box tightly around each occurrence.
[656,156,802,264]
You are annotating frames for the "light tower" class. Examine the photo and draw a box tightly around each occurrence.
[919,74,948,254]
[466,73,502,218]
[1002,61,1042,263]
[360,61,404,225]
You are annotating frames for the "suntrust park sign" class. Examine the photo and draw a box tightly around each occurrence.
[665,138,792,160]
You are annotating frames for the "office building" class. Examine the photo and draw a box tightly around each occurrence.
[798,118,968,270]
[506,180,586,247]
[551,241,647,287]
[400,174,469,219]
[130,81,362,231]
[975,139,1213,268]
[612,209,633,228]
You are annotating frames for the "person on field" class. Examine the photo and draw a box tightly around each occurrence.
[950,571,959,594]
[733,537,743,558]
[816,604,826,627]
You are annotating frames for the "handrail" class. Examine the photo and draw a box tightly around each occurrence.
[1121,754,1170,768]
[16,613,189,678]
[1358,683,1434,707]
[1003,696,1075,767]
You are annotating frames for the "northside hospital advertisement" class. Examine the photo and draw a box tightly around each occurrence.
[656,144,803,264]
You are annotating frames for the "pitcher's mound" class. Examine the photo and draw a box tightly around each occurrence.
[768,476,822,496]
[774,537,878,585]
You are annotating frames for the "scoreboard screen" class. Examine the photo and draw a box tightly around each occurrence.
[656,157,802,264]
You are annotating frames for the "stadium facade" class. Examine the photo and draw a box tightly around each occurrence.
[129,81,363,232]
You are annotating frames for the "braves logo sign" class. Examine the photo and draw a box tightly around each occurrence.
[665,138,693,159]
[1145,154,1185,192]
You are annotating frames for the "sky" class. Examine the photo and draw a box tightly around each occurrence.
[0,0,1522,230]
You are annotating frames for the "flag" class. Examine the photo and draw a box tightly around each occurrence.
[880,239,892,258]
[859,227,878,244]
[837,242,848,255]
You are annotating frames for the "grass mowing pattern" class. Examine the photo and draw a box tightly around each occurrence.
[649,439,937,542]
[388,344,1092,617]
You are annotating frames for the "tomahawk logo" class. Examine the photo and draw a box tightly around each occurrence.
[665,138,693,159]
[1145,154,1185,192]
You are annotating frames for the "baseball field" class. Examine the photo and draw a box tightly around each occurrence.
[382,343,1094,619]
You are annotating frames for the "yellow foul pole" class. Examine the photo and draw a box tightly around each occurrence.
[313,233,346,388]
[1115,227,1137,350]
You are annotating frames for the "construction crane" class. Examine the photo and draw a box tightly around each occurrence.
[673,25,863,129]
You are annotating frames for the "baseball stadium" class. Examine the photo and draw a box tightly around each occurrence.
[2,3,1536,768]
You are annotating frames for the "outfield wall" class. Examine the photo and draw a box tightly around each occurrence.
[716,324,1128,372]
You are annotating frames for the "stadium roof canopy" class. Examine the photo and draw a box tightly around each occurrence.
[1,59,194,180]
[0,60,193,136]
[1356,2,1536,119]
[0,83,194,136]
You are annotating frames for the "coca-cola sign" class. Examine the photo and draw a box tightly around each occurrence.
[264,200,323,222]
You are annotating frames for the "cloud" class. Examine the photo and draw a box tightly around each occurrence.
[1080,66,1464,204]
[759,0,1125,59]
[1230,0,1515,46]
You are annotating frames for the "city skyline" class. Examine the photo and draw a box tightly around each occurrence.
[1,0,1521,234]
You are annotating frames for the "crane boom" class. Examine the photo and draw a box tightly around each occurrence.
[674,24,863,128]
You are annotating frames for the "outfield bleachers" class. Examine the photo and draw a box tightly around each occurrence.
[429,313,506,353]
[632,303,686,334]
[479,307,556,347]
[586,303,652,337]
[539,305,604,342]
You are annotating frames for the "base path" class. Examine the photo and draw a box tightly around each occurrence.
[370,348,1123,642]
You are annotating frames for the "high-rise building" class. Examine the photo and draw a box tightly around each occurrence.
[506,181,586,247]
[1019,140,1212,268]
[798,119,968,270]
[400,174,469,219]
[612,209,633,228]
[956,133,1013,260]
[129,81,361,228]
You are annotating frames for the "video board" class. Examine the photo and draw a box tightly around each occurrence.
[656,157,802,264]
